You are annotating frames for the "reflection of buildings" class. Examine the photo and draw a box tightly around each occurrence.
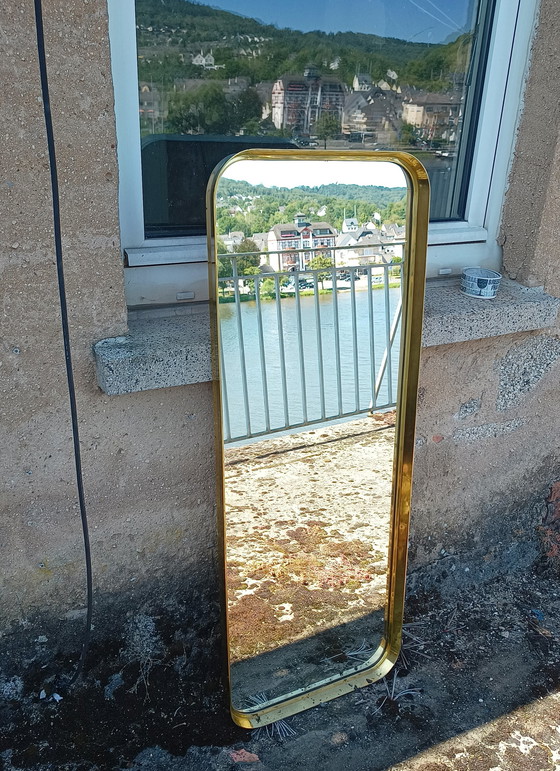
[138,82,167,132]
[341,214,359,233]
[335,223,405,267]
[336,228,383,267]
[266,213,405,272]
[353,73,373,92]
[267,213,337,271]
[342,87,395,137]
[382,223,405,240]
[401,91,462,145]
[380,223,405,261]
[191,50,225,70]
[250,232,269,254]
[342,75,402,140]
[271,66,346,134]
[221,231,245,252]
[255,81,274,122]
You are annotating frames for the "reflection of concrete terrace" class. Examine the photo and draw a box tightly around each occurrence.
[224,415,396,667]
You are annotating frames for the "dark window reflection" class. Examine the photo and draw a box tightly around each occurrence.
[136,0,494,236]
[141,135,297,237]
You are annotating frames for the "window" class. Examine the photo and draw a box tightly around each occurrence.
[107,0,539,308]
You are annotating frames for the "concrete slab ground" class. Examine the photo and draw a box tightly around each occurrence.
[224,416,394,699]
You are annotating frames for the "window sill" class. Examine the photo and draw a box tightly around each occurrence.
[422,278,559,347]
[93,279,560,396]
[94,305,212,396]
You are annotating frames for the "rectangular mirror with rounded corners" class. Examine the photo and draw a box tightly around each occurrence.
[207,150,429,728]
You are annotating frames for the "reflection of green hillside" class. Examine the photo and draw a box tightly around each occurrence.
[219,178,406,207]
[136,0,471,92]
[216,179,408,234]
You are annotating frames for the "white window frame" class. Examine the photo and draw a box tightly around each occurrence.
[107,0,539,288]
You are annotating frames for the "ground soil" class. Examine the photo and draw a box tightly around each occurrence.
[1,416,559,770]
[1,570,559,770]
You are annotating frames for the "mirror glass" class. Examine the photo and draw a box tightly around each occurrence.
[208,152,426,724]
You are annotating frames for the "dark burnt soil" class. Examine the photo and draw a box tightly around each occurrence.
[0,611,246,770]
[1,567,559,770]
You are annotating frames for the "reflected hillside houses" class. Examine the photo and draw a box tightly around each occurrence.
[267,214,337,271]
[218,208,405,274]
[342,76,402,143]
[336,222,404,268]
[271,66,346,135]
[401,90,462,148]
[191,49,225,70]
[136,0,477,220]
[215,171,408,275]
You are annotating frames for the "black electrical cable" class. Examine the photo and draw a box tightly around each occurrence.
[33,0,93,686]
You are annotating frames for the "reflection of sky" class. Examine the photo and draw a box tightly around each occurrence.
[206,0,476,44]
[222,160,407,189]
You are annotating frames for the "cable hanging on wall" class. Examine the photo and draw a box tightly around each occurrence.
[33,0,93,686]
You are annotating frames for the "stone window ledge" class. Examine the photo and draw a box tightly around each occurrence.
[94,279,560,396]
[421,277,559,347]
[94,306,212,396]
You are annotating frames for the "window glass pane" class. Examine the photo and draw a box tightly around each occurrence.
[135,0,493,236]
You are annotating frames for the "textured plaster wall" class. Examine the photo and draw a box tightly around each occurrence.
[501,0,560,297]
[409,328,560,591]
[425,0,560,589]
[1,3,218,631]
[2,0,559,642]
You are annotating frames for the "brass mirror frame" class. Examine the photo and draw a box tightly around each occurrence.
[207,150,429,728]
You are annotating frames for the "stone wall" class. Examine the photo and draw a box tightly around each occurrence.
[0,2,219,644]
[409,329,560,593]
[501,0,560,297]
[2,0,560,654]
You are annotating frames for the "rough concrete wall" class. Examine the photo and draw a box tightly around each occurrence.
[501,0,560,296]
[1,2,219,640]
[2,0,559,668]
[409,328,560,593]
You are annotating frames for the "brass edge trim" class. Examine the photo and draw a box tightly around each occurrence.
[206,150,429,729]
[384,157,430,657]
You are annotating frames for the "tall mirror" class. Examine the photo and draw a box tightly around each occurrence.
[207,150,428,728]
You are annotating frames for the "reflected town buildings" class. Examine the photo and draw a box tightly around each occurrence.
[136,0,485,222]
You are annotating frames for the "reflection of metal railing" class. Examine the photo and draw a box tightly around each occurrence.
[218,250,403,443]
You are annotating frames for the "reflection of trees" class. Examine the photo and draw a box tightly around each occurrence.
[399,121,417,147]
[389,255,402,277]
[235,238,261,274]
[217,212,249,237]
[259,277,276,298]
[168,83,230,133]
[308,254,334,288]
[168,84,262,134]
[216,184,408,236]
[314,113,341,148]
[216,238,231,296]
[233,88,263,132]
[381,199,407,226]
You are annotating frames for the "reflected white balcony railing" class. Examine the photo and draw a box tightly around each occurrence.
[217,248,403,443]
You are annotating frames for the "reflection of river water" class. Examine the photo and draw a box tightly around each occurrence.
[219,287,401,439]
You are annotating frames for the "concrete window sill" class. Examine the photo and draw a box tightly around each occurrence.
[421,277,559,347]
[93,279,560,396]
